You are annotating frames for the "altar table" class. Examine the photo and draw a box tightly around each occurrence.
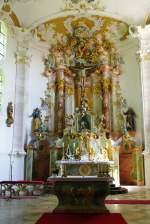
[47,176,113,213]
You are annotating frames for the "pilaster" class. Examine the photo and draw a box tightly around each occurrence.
[130,25,150,186]
[9,29,31,180]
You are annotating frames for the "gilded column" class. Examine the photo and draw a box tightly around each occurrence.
[44,70,56,135]
[102,65,111,131]
[91,73,102,118]
[74,75,81,108]
[55,68,65,137]
[111,71,122,132]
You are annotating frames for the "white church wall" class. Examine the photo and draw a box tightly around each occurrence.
[26,44,48,143]
[0,35,17,180]
[120,39,144,143]
[0,37,48,181]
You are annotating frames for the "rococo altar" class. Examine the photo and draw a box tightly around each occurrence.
[25,12,144,212]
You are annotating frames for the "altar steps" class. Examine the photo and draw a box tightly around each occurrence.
[110,183,128,195]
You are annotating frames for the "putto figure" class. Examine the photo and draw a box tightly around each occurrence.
[6,102,14,127]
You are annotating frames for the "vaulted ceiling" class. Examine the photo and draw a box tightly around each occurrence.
[1,0,150,29]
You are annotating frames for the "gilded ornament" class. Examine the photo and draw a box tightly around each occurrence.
[79,164,91,176]
[143,53,150,61]
[15,54,30,65]
[2,3,21,27]
[92,85,101,96]
[62,0,104,12]
[102,78,111,90]
[112,67,121,75]
[57,79,65,90]
[58,103,63,110]
[65,86,74,96]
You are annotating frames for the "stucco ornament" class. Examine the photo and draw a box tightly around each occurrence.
[4,0,37,3]
[63,0,104,12]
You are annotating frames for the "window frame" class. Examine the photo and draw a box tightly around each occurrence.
[0,21,7,63]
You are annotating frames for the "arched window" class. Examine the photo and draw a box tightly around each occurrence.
[0,20,7,62]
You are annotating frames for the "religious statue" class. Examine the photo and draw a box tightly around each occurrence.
[123,107,136,132]
[6,102,14,127]
[105,132,113,161]
[79,115,90,131]
[65,114,74,127]
[31,108,42,133]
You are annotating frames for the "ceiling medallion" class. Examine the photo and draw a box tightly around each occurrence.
[63,0,104,12]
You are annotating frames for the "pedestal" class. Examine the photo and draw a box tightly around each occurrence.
[47,177,112,213]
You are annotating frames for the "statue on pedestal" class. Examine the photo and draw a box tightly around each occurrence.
[124,107,136,132]
[6,102,14,127]
[31,108,42,133]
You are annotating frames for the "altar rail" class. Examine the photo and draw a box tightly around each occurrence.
[0,181,45,198]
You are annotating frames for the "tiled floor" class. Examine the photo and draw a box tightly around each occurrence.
[0,186,150,224]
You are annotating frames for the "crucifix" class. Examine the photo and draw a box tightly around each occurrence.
[69,63,96,105]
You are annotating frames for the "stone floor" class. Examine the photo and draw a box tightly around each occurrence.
[0,186,150,224]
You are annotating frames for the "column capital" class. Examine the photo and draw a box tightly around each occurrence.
[15,45,31,65]
[13,27,32,65]
[15,42,31,65]
[129,25,150,40]
[129,25,150,61]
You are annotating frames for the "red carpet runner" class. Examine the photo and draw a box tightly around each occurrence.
[35,213,127,224]
[105,199,150,204]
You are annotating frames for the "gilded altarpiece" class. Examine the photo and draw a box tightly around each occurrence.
[25,13,144,185]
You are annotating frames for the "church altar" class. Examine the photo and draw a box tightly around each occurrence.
[56,160,114,177]
[47,176,113,213]
[24,11,144,213]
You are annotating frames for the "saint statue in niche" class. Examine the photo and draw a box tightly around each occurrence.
[79,113,91,131]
